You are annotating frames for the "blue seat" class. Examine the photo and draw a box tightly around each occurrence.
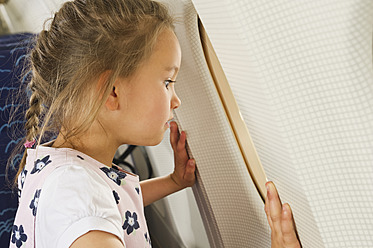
[0,33,34,247]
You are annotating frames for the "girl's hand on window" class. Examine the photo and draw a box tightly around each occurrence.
[265,181,302,248]
[169,121,196,189]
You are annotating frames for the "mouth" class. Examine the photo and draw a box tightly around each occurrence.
[167,116,174,123]
[165,118,174,127]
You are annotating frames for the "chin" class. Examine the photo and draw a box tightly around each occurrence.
[147,134,165,146]
[148,140,163,146]
[131,132,165,147]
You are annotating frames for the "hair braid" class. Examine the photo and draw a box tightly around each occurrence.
[24,83,42,142]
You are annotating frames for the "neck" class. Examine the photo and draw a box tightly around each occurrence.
[52,123,119,168]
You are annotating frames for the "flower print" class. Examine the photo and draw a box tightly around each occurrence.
[122,211,140,235]
[20,169,27,188]
[144,232,152,245]
[135,187,140,195]
[77,155,84,160]
[31,155,52,174]
[11,225,27,248]
[29,189,41,216]
[113,190,120,204]
[17,189,21,201]
[100,167,126,186]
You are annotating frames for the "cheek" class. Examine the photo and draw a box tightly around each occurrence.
[149,92,170,118]
[127,85,171,123]
[148,91,171,121]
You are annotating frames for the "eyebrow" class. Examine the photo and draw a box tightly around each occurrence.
[165,66,179,74]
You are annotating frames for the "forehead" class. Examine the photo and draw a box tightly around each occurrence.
[150,29,182,70]
[127,28,181,81]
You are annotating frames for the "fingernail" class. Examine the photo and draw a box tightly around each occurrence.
[188,160,195,166]
[266,182,271,196]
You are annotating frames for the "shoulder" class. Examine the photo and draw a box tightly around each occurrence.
[35,163,124,248]
[48,159,107,186]
[40,162,111,203]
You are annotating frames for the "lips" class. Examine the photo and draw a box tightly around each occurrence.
[165,118,174,128]
[167,117,174,123]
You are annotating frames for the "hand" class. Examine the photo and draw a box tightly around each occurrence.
[169,121,196,189]
[265,181,302,248]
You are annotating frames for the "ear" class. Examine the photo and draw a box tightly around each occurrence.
[96,70,119,111]
[105,85,120,111]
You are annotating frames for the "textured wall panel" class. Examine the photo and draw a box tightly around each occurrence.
[164,0,272,247]
[191,0,373,247]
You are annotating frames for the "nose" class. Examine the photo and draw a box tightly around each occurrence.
[171,89,181,110]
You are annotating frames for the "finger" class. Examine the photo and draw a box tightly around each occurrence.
[170,121,179,149]
[266,182,282,235]
[264,194,273,229]
[177,131,187,153]
[281,203,300,247]
[175,132,189,166]
[184,159,196,184]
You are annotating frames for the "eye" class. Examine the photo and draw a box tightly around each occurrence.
[164,79,176,89]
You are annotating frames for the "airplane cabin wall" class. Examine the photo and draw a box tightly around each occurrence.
[190,0,373,247]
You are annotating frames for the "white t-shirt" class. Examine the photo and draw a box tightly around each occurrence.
[11,146,151,248]
[35,163,124,248]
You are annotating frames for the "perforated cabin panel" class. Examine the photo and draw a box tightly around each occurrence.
[161,0,272,247]
[191,0,373,247]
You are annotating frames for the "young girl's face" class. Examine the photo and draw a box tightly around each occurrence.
[113,28,182,146]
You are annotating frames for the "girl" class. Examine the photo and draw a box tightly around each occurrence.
[9,0,300,247]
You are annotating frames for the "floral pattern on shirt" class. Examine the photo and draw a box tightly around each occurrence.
[77,155,85,160]
[31,155,52,174]
[122,211,140,235]
[113,190,120,204]
[100,167,126,186]
[144,232,152,246]
[11,224,27,248]
[17,189,21,201]
[20,169,27,188]
[29,189,41,216]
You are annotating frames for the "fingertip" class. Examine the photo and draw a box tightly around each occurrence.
[281,203,300,246]
[185,160,196,183]
[283,202,290,209]
[187,160,196,177]
[170,121,177,131]
[188,159,195,167]
[267,181,281,201]
[266,181,276,199]
[265,181,273,187]
[265,181,272,197]
[178,131,187,144]
[181,130,187,137]
[282,203,292,219]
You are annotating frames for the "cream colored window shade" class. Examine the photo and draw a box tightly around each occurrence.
[186,0,373,247]
[199,19,268,200]
[165,0,272,247]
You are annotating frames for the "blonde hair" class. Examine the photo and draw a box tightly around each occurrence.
[11,0,174,184]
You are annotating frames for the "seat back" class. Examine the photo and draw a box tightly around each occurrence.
[0,32,33,248]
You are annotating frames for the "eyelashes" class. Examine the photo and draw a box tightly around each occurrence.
[164,79,176,89]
